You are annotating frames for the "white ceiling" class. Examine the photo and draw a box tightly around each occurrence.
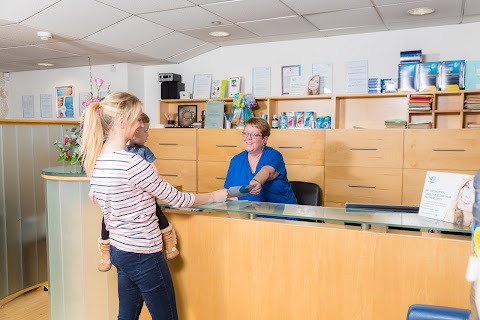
[0,0,477,72]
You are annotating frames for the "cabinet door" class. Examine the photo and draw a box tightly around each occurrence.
[325,166,402,204]
[325,129,404,168]
[198,129,243,162]
[268,130,325,165]
[198,161,230,192]
[402,168,477,206]
[404,129,480,170]
[154,160,197,192]
[146,129,197,161]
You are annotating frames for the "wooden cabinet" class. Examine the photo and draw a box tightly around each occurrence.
[325,129,403,168]
[157,93,480,207]
[325,130,404,206]
[404,129,480,170]
[145,128,197,192]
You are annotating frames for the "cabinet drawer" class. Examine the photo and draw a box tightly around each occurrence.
[325,129,404,168]
[404,129,480,170]
[268,130,325,165]
[197,161,230,192]
[146,129,197,161]
[325,166,402,204]
[198,129,243,161]
[153,160,197,192]
[402,168,477,206]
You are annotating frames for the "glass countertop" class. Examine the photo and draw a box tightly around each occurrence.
[42,165,86,177]
[186,201,471,234]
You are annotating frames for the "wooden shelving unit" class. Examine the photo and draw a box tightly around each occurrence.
[159,90,480,129]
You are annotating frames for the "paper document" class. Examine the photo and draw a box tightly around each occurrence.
[228,185,256,198]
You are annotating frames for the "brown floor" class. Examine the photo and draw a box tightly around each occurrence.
[0,287,152,320]
[0,287,49,320]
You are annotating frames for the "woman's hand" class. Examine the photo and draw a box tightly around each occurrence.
[211,188,229,202]
[89,188,96,204]
[249,179,262,195]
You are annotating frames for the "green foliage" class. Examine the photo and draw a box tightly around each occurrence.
[53,126,82,164]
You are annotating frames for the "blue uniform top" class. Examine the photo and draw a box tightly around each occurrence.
[224,146,297,204]
[126,144,156,163]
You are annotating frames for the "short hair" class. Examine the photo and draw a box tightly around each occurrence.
[139,112,150,124]
[245,117,270,137]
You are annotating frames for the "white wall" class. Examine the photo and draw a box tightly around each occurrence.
[5,22,480,125]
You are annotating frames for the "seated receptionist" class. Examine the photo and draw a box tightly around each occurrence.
[224,117,297,204]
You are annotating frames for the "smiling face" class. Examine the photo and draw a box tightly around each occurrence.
[242,124,268,154]
[132,122,150,145]
[309,76,320,91]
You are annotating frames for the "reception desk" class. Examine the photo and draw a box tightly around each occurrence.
[42,166,471,320]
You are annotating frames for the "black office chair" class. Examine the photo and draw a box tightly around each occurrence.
[289,181,322,206]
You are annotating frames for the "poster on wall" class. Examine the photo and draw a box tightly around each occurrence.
[40,94,53,118]
[22,94,34,118]
[281,65,301,95]
[56,85,74,118]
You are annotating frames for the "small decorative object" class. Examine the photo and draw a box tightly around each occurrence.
[178,105,197,127]
[164,113,178,127]
[229,92,255,127]
[53,126,82,165]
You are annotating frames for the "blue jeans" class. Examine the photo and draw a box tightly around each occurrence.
[110,246,178,320]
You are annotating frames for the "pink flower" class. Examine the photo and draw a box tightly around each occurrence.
[66,150,71,157]
[95,78,104,87]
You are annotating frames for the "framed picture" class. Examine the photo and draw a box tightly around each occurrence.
[192,74,213,99]
[281,65,301,95]
[178,105,197,127]
[228,76,241,97]
[55,85,75,118]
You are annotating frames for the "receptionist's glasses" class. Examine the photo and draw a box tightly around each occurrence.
[242,131,263,139]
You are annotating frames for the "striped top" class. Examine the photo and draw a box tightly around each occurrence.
[90,150,195,254]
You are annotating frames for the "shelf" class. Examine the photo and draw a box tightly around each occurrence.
[160,90,480,129]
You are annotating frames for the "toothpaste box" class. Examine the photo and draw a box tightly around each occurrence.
[295,111,304,129]
[304,111,315,129]
[287,111,296,129]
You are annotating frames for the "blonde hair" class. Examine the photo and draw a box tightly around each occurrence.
[305,75,320,95]
[80,92,143,176]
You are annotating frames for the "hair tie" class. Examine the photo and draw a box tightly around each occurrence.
[96,106,102,113]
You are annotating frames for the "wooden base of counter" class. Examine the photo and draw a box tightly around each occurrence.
[165,211,470,320]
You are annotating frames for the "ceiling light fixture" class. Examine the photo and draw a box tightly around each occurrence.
[408,7,435,16]
[37,31,52,41]
[37,62,54,67]
[209,31,230,37]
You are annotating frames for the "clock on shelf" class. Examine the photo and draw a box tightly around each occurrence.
[178,105,197,127]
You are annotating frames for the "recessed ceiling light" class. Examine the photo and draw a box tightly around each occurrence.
[408,7,435,16]
[209,31,230,37]
[37,31,52,41]
[37,62,54,67]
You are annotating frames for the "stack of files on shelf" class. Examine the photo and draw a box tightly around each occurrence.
[464,96,480,110]
[368,78,382,93]
[384,119,407,128]
[408,94,433,111]
[466,122,480,129]
[408,121,433,129]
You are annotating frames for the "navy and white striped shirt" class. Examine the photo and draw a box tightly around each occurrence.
[90,150,195,253]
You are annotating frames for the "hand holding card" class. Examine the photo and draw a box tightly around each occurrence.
[227,185,256,198]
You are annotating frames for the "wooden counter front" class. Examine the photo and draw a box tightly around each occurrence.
[165,211,470,320]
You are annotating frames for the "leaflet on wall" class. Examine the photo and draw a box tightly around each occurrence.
[345,60,368,93]
[40,94,53,118]
[289,75,308,95]
[252,67,271,96]
[22,95,34,118]
[56,85,75,118]
[418,171,474,227]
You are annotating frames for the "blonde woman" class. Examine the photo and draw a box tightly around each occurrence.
[304,75,321,95]
[80,92,227,320]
